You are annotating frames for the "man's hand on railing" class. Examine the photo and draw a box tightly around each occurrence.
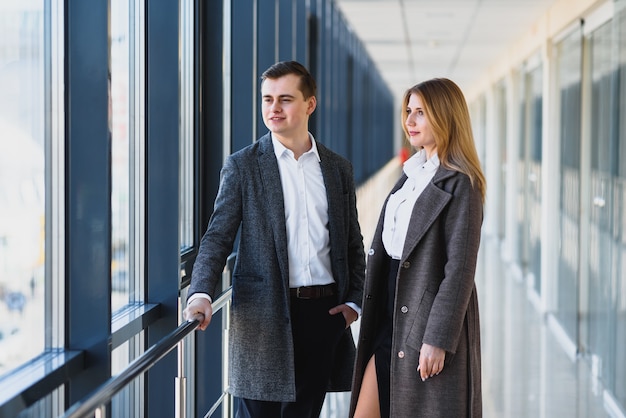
[183,298,213,330]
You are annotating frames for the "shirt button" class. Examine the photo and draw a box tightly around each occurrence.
[398,351,405,359]
[401,306,408,313]
[402,261,411,269]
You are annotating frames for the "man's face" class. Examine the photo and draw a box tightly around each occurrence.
[261,73,316,140]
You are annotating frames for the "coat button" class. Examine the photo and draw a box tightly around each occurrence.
[398,351,405,358]
[368,248,375,255]
[401,306,408,313]
[402,261,410,269]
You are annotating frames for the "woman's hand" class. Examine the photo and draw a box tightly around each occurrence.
[417,343,446,381]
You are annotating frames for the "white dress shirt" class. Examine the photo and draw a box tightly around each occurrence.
[382,150,439,259]
[272,134,334,288]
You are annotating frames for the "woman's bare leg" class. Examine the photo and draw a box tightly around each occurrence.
[353,355,380,418]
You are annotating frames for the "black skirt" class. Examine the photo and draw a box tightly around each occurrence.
[373,257,400,418]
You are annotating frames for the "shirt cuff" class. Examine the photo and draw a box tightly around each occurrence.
[345,301,361,317]
[187,293,212,305]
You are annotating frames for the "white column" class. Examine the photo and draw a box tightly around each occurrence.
[540,40,560,313]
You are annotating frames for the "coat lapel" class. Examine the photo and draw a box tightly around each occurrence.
[401,167,454,261]
[318,144,341,230]
[257,135,289,281]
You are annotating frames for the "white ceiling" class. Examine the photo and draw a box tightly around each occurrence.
[335,0,558,102]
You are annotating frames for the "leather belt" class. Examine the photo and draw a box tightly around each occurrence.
[290,283,337,299]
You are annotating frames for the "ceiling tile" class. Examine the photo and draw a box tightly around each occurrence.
[336,0,558,101]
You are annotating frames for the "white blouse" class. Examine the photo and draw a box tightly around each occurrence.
[382,150,440,259]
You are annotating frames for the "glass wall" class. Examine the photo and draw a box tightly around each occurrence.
[614,6,626,410]
[528,65,543,298]
[109,2,149,410]
[516,72,528,270]
[0,0,47,376]
[179,0,194,253]
[555,27,582,344]
[520,62,543,297]
[110,0,146,313]
[583,11,626,412]
[495,81,507,240]
[586,17,617,392]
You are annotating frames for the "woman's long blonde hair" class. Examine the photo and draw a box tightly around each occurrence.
[401,78,486,202]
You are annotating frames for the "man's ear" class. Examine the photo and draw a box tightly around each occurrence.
[306,96,317,115]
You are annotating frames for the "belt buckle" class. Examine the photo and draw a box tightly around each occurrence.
[296,287,310,299]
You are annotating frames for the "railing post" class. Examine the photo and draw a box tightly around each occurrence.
[222,254,235,418]
[175,375,186,418]
[94,405,105,417]
[175,336,187,418]
[222,298,232,418]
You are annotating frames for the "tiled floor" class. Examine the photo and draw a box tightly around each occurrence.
[477,236,612,418]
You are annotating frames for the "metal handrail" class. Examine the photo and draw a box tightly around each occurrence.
[61,288,233,418]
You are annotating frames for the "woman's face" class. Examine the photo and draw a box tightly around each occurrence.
[405,93,436,158]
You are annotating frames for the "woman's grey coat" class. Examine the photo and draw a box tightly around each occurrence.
[349,167,483,417]
[188,133,365,402]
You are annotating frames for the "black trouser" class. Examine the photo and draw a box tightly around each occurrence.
[236,294,346,418]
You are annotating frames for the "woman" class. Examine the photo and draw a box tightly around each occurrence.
[350,78,486,418]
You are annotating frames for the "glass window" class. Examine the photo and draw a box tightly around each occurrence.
[528,65,542,297]
[495,81,507,239]
[615,8,626,411]
[111,333,144,415]
[516,70,527,268]
[109,0,146,411]
[587,17,618,403]
[180,0,194,253]
[110,0,145,313]
[0,0,47,375]
[555,27,582,345]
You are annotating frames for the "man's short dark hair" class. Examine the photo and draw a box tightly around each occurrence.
[261,61,317,99]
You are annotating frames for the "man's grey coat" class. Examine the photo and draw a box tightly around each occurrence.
[349,167,483,417]
[188,133,365,402]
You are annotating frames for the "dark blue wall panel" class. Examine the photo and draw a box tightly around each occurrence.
[65,0,111,405]
[145,0,180,415]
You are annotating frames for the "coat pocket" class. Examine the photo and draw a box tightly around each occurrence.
[404,288,436,350]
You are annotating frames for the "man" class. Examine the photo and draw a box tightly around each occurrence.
[183,61,365,418]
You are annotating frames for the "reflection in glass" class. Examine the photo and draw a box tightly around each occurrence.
[0,1,46,376]
[526,65,542,298]
[555,28,582,344]
[516,72,527,269]
[495,81,507,239]
[615,8,626,411]
[587,19,617,402]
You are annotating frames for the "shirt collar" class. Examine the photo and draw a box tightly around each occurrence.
[403,149,440,178]
[272,133,321,162]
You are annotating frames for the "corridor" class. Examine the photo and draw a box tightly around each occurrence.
[478,236,610,418]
